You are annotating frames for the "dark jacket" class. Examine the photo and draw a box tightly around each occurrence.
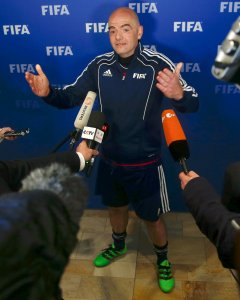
[0,188,86,299]
[183,177,240,269]
[0,151,80,195]
[222,162,240,213]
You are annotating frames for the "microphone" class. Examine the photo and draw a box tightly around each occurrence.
[3,128,30,137]
[81,111,107,176]
[70,91,97,147]
[211,16,240,84]
[162,109,190,174]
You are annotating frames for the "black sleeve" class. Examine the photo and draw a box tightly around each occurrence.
[222,162,240,212]
[42,60,98,109]
[0,151,80,195]
[183,177,239,268]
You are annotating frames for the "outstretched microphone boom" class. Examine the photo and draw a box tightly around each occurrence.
[162,109,190,174]
[51,91,97,153]
[3,128,30,137]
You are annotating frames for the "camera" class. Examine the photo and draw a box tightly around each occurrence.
[212,17,240,84]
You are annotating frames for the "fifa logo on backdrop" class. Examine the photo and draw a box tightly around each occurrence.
[9,64,35,73]
[46,46,73,56]
[143,45,157,51]
[220,2,240,12]
[86,23,108,33]
[215,85,240,94]
[180,63,201,72]
[174,22,203,32]
[16,100,40,110]
[41,5,70,16]
[128,2,158,13]
[3,25,30,35]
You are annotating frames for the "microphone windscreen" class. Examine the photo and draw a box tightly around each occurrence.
[168,140,189,161]
[74,91,97,130]
[87,111,106,129]
[162,109,187,146]
[83,111,107,176]
[81,111,106,149]
[162,109,189,161]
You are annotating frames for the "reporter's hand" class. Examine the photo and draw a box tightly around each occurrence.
[0,127,17,141]
[179,171,199,190]
[76,140,99,161]
[25,64,50,97]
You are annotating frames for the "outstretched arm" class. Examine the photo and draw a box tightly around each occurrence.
[0,140,99,195]
[179,171,239,269]
[25,64,50,97]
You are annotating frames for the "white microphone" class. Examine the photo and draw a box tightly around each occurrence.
[74,91,97,130]
[70,91,97,147]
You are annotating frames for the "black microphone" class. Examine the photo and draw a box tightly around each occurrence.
[81,111,107,176]
[212,16,240,84]
[3,128,30,137]
[162,109,190,174]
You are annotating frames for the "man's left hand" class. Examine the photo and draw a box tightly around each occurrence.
[156,62,184,100]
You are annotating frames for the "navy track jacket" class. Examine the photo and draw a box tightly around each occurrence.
[44,43,199,163]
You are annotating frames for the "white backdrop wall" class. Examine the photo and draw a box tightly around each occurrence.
[0,0,239,210]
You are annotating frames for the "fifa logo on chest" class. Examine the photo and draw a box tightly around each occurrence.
[174,22,203,32]
[133,73,147,79]
[46,46,73,56]
[3,25,30,35]
[41,5,70,16]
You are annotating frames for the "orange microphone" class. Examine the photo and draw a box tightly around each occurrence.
[162,109,190,174]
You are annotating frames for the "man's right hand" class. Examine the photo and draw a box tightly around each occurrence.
[76,140,99,161]
[25,64,50,97]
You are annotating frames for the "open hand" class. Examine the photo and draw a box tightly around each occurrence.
[25,64,50,97]
[156,62,184,100]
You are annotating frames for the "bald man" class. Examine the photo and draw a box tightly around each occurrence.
[25,7,200,293]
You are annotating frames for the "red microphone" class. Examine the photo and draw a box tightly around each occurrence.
[162,109,190,174]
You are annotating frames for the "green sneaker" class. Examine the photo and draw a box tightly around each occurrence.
[93,244,127,267]
[158,259,175,293]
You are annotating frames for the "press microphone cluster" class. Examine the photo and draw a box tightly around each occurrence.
[3,128,30,137]
[162,109,190,174]
[212,16,240,84]
[70,91,97,147]
[81,111,108,176]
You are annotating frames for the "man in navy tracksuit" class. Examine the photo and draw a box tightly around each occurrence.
[25,7,199,293]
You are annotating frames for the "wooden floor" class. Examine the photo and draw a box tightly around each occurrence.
[60,210,240,300]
